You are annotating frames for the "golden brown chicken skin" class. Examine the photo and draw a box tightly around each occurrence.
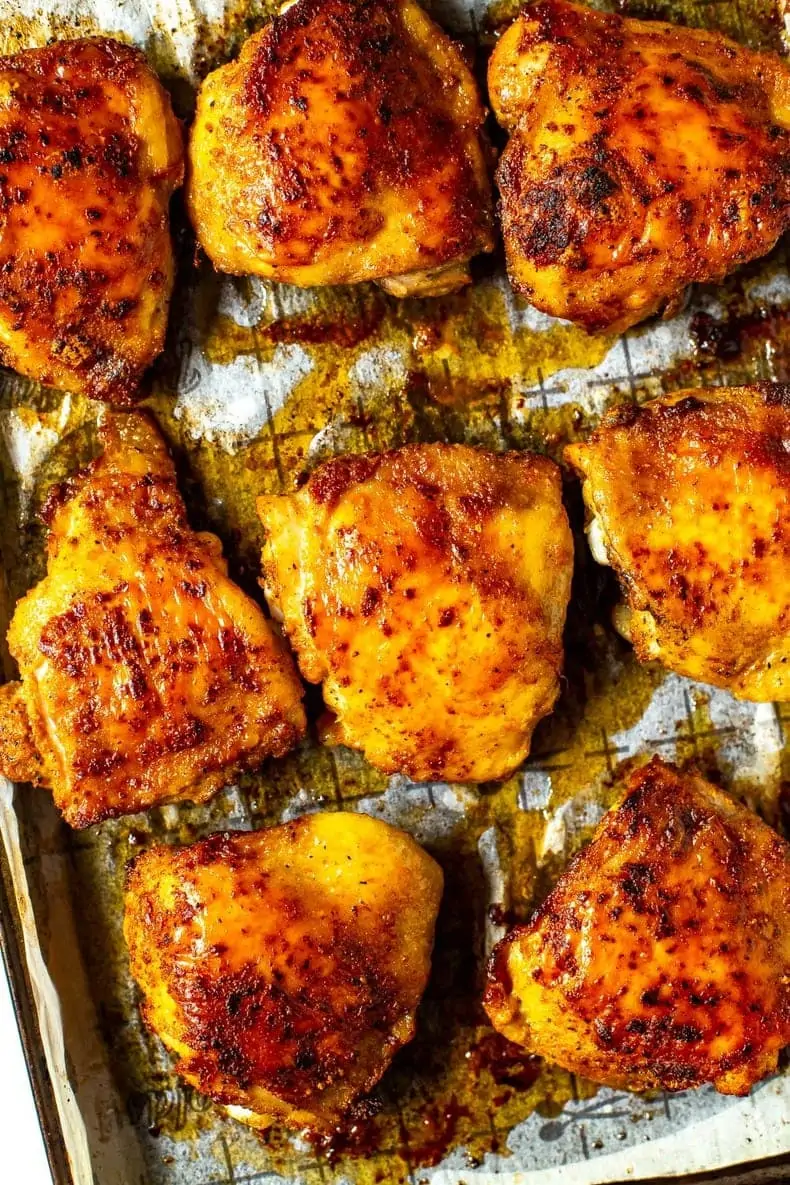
[259,444,573,783]
[0,413,305,828]
[488,0,790,332]
[485,758,790,1096]
[0,38,183,403]
[124,812,443,1130]
[566,384,790,700]
[186,0,494,296]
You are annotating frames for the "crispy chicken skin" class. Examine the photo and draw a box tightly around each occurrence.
[124,813,443,1130]
[565,384,790,700]
[488,0,790,332]
[258,444,573,783]
[0,38,183,403]
[0,413,305,828]
[485,758,790,1096]
[186,0,494,296]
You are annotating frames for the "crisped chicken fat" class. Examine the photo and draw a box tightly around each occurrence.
[0,38,183,403]
[488,0,790,332]
[566,384,790,700]
[259,444,573,783]
[0,413,305,827]
[186,0,494,296]
[124,812,443,1130]
[485,758,790,1096]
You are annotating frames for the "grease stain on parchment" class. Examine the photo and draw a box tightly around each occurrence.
[3,234,790,1176]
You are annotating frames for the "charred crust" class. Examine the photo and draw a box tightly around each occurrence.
[126,825,429,1114]
[208,0,493,271]
[17,414,304,827]
[0,37,182,402]
[486,758,790,1092]
[309,453,382,507]
[496,0,790,330]
[270,442,567,784]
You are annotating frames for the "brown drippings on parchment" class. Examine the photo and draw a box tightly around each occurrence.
[60,468,664,1181]
[0,15,107,55]
[6,243,790,1176]
[146,275,614,583]
[192,275,615,458]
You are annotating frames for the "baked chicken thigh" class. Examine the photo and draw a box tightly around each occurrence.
[488,0,790,332]
[0,38,183,403]
[259,444,573,783]
[187,0,494,296]
[566,384,790,700]
[124,812,443,1130]
[0,413,305,827]
[485,758,790,1096]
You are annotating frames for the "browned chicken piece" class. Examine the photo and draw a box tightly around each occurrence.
[0,38,183,403]
[124,812,443,1130]
[566,384,790,700]
[488,0,790,332]
[0,413,305,828]
[186,0,494,297]
[259,444,573,783]
[485,758,790,1096]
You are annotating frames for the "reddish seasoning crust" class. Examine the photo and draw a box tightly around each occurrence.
[565,383,790,700]
[488,0,790,332]
[0,412,305,828]
[123,814,444,1129]
[309,452,383,508]
[0,683,42,784]
[0,37,183,403]
[259,443,574,784]
[240,0,483,251]
[485,758,790,1096]
[186,0,494,291]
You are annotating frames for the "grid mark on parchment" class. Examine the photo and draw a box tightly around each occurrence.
[236,780,257,830]
[312,1156,330,1184]
[536,367,550,412]
[220,1133,237,1183]
[209,1158,328,1185]
[570,332,665,407]
[391,1100,418,1185]
[644,689,736,754]
[326,748,346,808]
[499,386,515,448]
[331,786,388,804]
[356,394,373,450]
[773,702,790,744]
[249,321,287,492]
[620,334,639,404]
[319,747,391,807]
[529,367,568,412]
[583,730,629,777]
[524,744,575,773]
[576,360,665,404]
[684,687,732,756]
[731,0,748,47]
[7,75,788,1185]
